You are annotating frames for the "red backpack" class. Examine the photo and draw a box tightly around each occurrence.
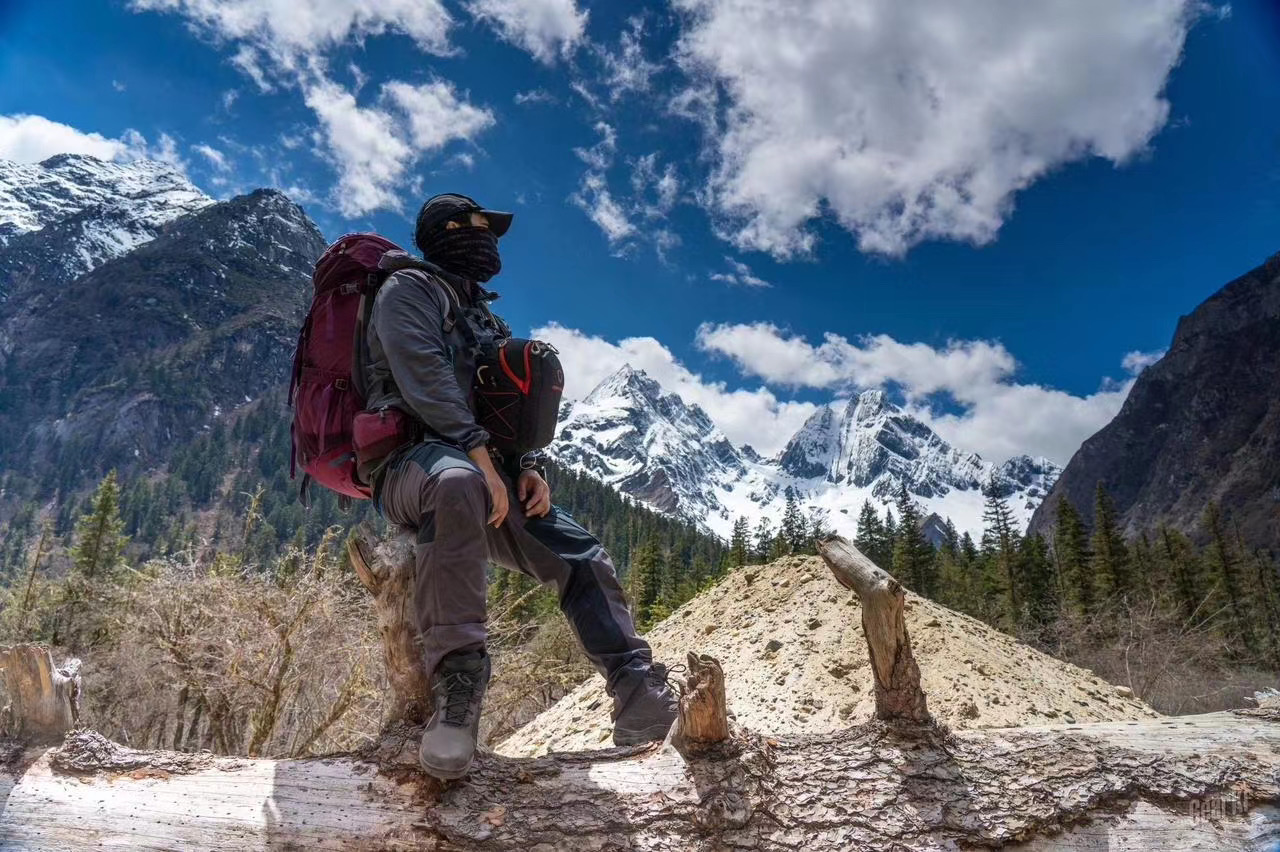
[289,233,403,502]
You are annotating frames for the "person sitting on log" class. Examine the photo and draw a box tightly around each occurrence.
[360,193,678,780]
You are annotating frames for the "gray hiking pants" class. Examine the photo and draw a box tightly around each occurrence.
[375,440,653,682]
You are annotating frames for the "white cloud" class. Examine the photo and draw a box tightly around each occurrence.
[384,80,494,152]
[0,114,129,163]
[532,323,817,454]
[630,152,679,217]
[916,381,1131,467]
[192,143,230,171]
[304,77,492,217]
[696,322,1015,392]
[131,0,454,72]
[112,80,127,92]
[514,88,557,106]
[572,127,687,256]
[673,0,1204,257]
[709,256,770,288]
[121,129,190,173]
[133,0,494,216]
[695,321,1130,463]
[572,173,636,245]
[221,89,240,111]
[598,16,661,100]
[1122,349,1166,375]
[570,122,636,247]
[465,0,587,64]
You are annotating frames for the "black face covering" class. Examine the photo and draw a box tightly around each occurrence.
[421,226,502,283]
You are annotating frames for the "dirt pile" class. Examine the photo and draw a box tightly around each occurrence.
[498,555,1159,757]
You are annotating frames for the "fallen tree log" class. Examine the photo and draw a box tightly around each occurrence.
[2,710,1278,850]
[4,535,1279,850]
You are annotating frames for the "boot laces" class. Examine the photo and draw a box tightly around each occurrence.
[440,669,482,726]
[648,662,686,711]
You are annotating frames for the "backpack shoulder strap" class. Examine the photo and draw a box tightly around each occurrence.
[385,267,460,333]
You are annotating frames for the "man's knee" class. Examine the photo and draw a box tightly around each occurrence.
[433,465,488,508]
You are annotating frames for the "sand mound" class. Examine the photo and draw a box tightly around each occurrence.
[498,555,1158,757]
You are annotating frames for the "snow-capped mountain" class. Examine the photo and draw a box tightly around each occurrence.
[0,154,212,292]
[551,365,1060,541]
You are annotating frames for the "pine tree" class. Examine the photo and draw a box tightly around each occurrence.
[1248,544,1280,667]
[892,483,935,597]
[1053,499,1094,613]
[628,536,663,629]
[1158,525,1203,623]
[768,531,791,562]
[855,501,887,567]
[752,517,774,564]
[1091,483,1131,600]
[1202,502,1257,657]
[1018,533,1059,629]
[730,517,750,569]
[981,477,1020,627]
[71,471,127,580]
[780,487,806,554]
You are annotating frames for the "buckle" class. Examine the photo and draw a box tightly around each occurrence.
[335,378,349,390]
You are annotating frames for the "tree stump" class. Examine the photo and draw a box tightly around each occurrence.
[672,652,730,753]
[817,535,931,724]
[0,644,82,744]
[347,523,431,725]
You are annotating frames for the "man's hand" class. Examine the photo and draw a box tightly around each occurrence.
[517,469,552,518]
[468,447,509,527]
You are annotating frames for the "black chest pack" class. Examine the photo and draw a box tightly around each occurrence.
[428,270,564,455]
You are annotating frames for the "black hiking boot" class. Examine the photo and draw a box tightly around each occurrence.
[419,650,491,780]
[609,662,679,747]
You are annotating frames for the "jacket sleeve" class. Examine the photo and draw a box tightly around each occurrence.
[372,274,489,452]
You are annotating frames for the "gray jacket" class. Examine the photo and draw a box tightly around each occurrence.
[362,251,501,456]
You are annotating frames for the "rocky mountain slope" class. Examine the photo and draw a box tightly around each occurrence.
[1029,251,1280,552]
[498,554,1157,756]
[0,154,212,295]
[0,173,324,489]
[552,366,1059,540]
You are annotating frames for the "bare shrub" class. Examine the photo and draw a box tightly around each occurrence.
[1033,594,1273,715]
[81,549,387,757]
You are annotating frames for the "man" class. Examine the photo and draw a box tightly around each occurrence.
[362,193,677,780]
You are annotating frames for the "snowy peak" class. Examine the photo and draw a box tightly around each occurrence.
[0,154,213,288]
[1,154,211,240]
[550,372,1061,541]
[554,365,745,515]
[583,363,664,406]
[777,403,840,479]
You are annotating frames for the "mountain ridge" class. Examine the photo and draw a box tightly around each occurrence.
[551,364,1060,541]
[1028,251,1280,552]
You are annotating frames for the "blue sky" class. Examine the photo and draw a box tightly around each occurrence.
[2,0,1278,462]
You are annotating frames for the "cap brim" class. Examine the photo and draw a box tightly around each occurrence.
[480,209,513,237]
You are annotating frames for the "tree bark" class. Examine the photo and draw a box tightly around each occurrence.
[347,522,431,725]
[672,652,730,753]
[3,710,1279,850]
[0,645,81,744]
[817,535,931,723]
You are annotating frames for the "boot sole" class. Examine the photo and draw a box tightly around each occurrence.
[419,752,475,780]
[613,720,674,747]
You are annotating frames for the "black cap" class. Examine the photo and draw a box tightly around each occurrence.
[415,193,513,246]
